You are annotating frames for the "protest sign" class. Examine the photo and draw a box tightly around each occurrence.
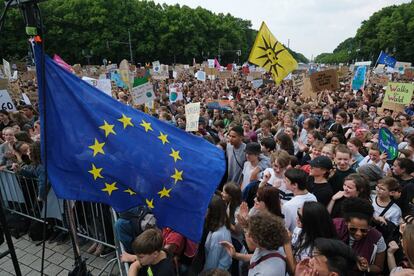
[249,72,262,80]
[0,90,17,111]
[374,64,385,75]
[205,67,218,76]
[403,68,414,80]
[161,64,168,73]
[152,61,160,73]
[378,128,398,160]
[185,102,200,132]
[301,77,317,99]
[383,82,414,105]
[371,75,389,86]
[2,59,11,79]
[22,93,31,105]
[292,74,305,89]
[169,83,183,103]
[395,61,411,71]
[252,79,263,89]
[218,71,232,79]
[354,61,372,67]
[310,69,339,92]
[380,101,405,114]
[351,66,367,90]
[131,82,155,105]
[196,71,206,82]
[96,79,112,97]
[207,59,215,68]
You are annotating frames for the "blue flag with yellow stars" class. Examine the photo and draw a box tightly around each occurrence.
[34,44,226,242]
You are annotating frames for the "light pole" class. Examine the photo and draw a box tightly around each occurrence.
[82,49,93,65]
[106,32,133,64]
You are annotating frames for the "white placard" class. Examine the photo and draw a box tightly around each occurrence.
[131,82,154,105]
[252,79,264,89]
[96,79,112,97]
[196,71,206,82]
[185,102,200,132]
[152,61,160,73]
[208,59,215,68]
[0,90,17,111]
[22,93,31,105]
[2,59,11,79]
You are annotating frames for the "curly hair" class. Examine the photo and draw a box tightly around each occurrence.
[248,212,288,250]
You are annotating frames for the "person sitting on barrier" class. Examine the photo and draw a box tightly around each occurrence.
[116,205,157,254]
[128,228,176,276]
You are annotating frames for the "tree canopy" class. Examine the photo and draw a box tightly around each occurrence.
[0,0,307,65]
[315,1,414,64]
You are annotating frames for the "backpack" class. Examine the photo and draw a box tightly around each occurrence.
[118,206,156,238]
[28,220,54,241]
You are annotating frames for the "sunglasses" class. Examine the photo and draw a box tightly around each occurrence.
[349,227,369,234]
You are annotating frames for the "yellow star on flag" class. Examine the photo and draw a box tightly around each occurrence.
[171,169,183,184]
[124,188,136,196]
[158,187,172,198]
[158,132,169,145]
[146,198,154,209]
[248,22,297,84]
[88,164,103,180]
[169,149,182,162]
[118,114,134,129]
[99,120,116,137]
[140,120,153,132]
[89,139,105,157]
[102,182,118,196]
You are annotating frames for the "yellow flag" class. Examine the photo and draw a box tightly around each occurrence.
[249,22,297,84]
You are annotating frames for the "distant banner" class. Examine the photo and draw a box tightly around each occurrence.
[310,69,339,92]
[351,66,367,90]
[185,102,201,132]
[379,128,398,160]
[383,82,414,105]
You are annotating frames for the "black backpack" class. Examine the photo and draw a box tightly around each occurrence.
[118,206,155,238]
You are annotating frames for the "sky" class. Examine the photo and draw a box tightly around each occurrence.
[152,0,411,60]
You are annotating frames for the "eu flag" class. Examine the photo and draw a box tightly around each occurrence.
[34,44,225,242]
[377,51,397,68]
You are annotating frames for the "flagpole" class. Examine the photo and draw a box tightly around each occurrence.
[373,50,382,69]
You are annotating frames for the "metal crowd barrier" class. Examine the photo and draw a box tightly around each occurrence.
[0,170,128,276]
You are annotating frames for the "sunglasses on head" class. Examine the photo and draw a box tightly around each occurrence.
[349,227,369,234]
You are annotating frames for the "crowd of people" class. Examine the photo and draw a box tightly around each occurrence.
[1,64,414,276]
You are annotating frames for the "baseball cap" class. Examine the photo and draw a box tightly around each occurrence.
[245,142,261,155]
[309,156,333,170]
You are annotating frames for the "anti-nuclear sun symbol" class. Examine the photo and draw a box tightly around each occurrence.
[257,35,285,76]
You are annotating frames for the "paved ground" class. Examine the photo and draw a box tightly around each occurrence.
[0,234,122,276]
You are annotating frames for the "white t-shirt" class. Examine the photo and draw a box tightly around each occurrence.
[241,161,258,191]
[358,156,391,175]
[291,227,311,261]
[371,195,402,226]
[282,193,317,232]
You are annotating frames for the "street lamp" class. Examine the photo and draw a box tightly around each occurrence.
[106,30,133,64]
[82,49,93,65]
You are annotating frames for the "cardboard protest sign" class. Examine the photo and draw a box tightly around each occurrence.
[0,79,8,89]
[301,77,317,99]
[378,128,398,160]
[404,68,414,80]
[249,72,262,80]
[310,69,339,92]
[252,79,263,89]
[218,71,232,79]
[185,102,201,132]
[380,101,405,114]
[383,82,414,105]
[14,62,27,72]
[292,74,305,89]
[351,66,367,90]
[161,64,168,73]
[2,59,11,79]
[131,82,155,105]
[205,67,218,76]
[0,90,17,111]
[371,75,389,86]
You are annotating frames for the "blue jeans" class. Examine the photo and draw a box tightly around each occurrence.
[114,218,135,253]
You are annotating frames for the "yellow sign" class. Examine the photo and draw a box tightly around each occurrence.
[248,22,297,84]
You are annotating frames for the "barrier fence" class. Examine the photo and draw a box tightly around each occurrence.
[0,170,128,276]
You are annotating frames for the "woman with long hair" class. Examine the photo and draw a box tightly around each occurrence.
[276,132,295,156]
[293,201,337,261]
[203,195,232,271]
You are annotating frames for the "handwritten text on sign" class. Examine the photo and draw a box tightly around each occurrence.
[185,102,201,132]
[384,82,414,105]
[310,69,339,92]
